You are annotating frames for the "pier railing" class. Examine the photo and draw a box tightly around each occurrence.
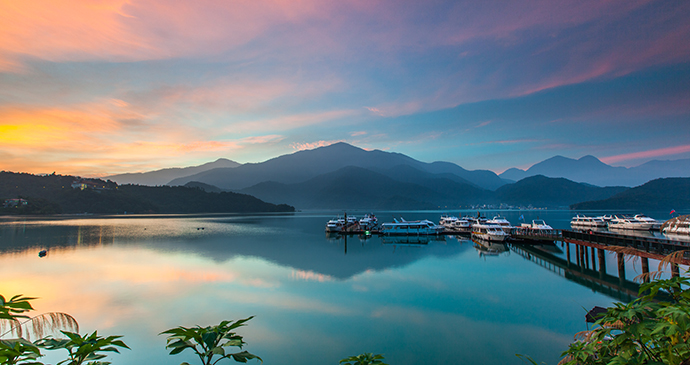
[562,230,690,261]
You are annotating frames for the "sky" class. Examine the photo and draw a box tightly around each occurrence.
[1,0,689,177]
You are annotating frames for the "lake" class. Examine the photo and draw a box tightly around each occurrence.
[0,210,683,364]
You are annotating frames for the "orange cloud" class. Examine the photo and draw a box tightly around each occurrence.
[0,102,265,176]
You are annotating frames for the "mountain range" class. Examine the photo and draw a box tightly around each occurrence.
[106,158,240,186]
[99,143,690,210]
[500,155,690,187]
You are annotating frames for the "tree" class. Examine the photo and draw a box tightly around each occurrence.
[160,317,262,365]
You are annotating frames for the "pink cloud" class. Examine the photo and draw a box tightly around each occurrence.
[601,145,690,164]
[290,140,345,151]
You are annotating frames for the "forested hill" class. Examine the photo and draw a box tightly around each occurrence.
[570,178,690,210]
[0,172,294,214]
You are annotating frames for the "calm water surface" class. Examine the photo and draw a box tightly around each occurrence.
[0,210,682,364]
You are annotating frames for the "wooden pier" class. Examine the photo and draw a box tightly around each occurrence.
[509,228,562,242]
[561,229,690,266]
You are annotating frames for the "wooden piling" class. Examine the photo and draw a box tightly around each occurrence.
[598,248,606,277]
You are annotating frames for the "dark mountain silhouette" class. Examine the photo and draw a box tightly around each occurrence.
[241,165,494,209]
[183,181,225,193]
[0,171,293,214]
[500,155,690,187]
[495,175,628,208]
[106,158,240,186]
[570,178,690,210]
[168,142,506,190]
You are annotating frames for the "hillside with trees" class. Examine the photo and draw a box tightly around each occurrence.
[0,172,294,215]
[570,177,690,210]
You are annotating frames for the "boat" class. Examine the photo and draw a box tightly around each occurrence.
[358,214,378,230]
[380,218,444,235]
[471,222,509,242]
[439,214,459,230]
[633,214,662,230]
[661,215,690,236]
[607,215,654,231]
[487,216,512,233]
[570,215,607,228]
[439,215,471,232]
[453,217,472,232]
[529,219,553,230]
[520,219,554,232]
[325,217,346,232]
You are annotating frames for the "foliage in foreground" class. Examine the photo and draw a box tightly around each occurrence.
[37,331,129,365]
[5,295,386,365]
[1,294,127,365]
[560,269,690,365]
[339,352,388,365]
[160,318,262,365]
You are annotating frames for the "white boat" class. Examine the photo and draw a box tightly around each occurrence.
[453,217,472,232]
[358,214,378,230]
[521,219,553,231]
[570,215,607,228]
[487,216,512,233]
[633,214,662,230]
[608,215,654,231]
[439,214,459,230]
[471,222,509,242]
[381,218,444,235]
[325,217,345,232]
[662,215,690,236]
[439,215,471,232]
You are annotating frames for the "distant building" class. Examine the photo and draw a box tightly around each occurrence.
[3,198,28,208]
[71,180,111,191]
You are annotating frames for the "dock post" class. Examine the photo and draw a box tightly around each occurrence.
[584,246,590,270]
[579,245,585,271]
[590,247,597,271]
[641,257,650,282]
[598,248,606,278]
[565,242,571,267]
[617,253,626,282]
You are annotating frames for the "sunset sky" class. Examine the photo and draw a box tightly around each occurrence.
[1,0,689,177]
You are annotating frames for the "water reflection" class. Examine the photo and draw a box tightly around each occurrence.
[2,212,669,365]
[472,238,509,258]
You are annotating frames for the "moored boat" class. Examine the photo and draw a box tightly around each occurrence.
[661,215,690,236]
[325,217,345,232]
[359,214,378,230]
[487,215,512,233]
[608,215,654,231]
[439,215,471,232]
[381,218,444,235]
[633,214,662,230]
[471,222,509,242]
[570,215,607,228]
